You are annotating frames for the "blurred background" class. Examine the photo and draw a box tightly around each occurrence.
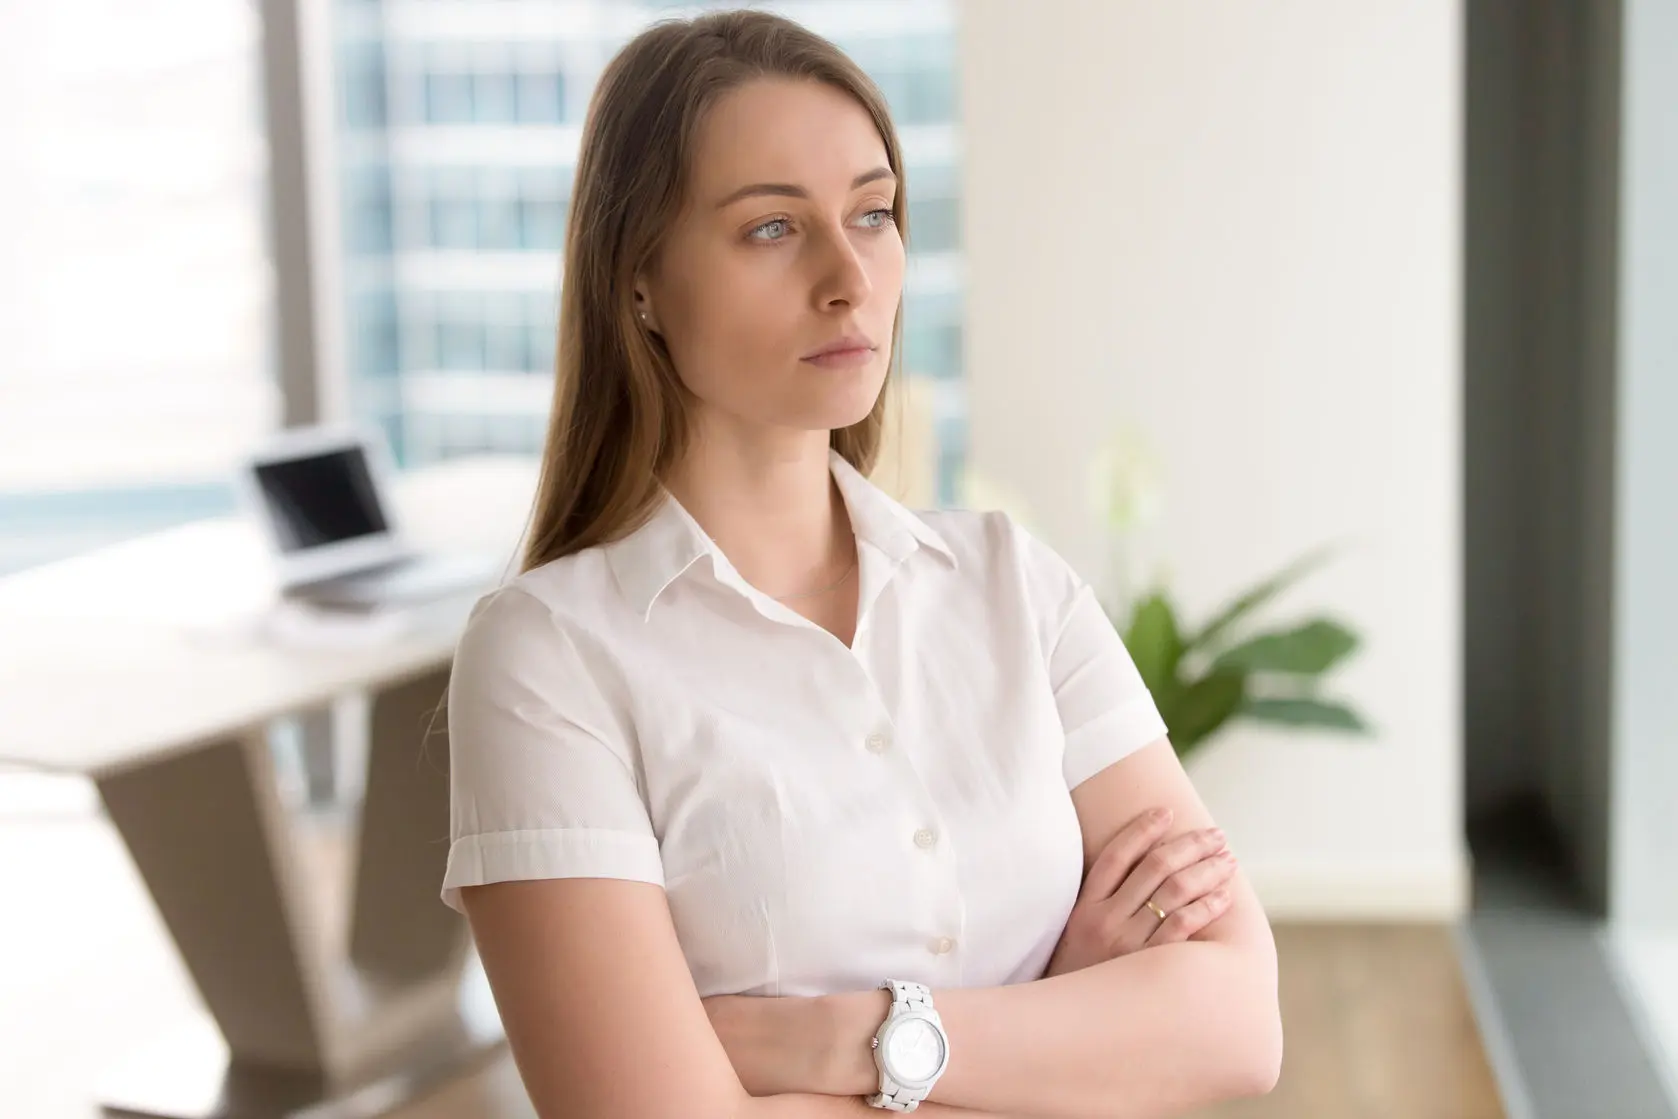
[1,1,1674,1118]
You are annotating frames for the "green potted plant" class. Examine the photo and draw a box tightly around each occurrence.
[1113,547,1369,760]
[1086,423,1370,760]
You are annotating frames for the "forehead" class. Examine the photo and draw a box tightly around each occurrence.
[690,78,891,199]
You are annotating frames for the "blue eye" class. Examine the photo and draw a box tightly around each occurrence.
[857,208,895,229]
[749,218,791,242]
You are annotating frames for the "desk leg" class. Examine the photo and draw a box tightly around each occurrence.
[297,707,338,808]
[97,731,330,1075]
[91,666,503,1118]
[348,667,463,982]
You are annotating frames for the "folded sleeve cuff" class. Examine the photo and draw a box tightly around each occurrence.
[441,827,665,913]
[1062,696,1171,790]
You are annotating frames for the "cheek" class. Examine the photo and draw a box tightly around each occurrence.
[661,265,790,391]
[865,234,907,308]
[692,264,789,333]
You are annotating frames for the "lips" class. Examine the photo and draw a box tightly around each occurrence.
[802,334,876,361]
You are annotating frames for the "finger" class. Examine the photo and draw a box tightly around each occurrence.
[1078,807,1174,904]
[1107,826,1226,915]
[1144,886,1234,947]
[1148,848,1239,915]
[1086,833,1227,953]
[1098,866,1230,958]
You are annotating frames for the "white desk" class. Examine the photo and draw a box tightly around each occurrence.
[0,456,539,1119]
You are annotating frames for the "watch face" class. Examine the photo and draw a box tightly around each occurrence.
[884,1016,946,1084]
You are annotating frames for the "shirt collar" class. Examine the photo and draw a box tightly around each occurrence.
[606,448,956,620]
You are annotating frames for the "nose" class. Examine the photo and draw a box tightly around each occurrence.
[810,224,873,310]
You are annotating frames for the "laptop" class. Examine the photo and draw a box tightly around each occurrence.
[237,424,504,610]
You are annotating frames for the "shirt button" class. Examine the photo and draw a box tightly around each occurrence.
[929,936,956,955]
[865,732,889,753]
[913,828,938,849]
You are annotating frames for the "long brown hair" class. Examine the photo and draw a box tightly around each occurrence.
[519,9,910,572]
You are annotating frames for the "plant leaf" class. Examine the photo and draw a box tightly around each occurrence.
[1166,670,1247,755]
[1123,593,1183,700]
[1185,544,1337,655]
[1241,696,1369,733]
[1211,619,1359,676]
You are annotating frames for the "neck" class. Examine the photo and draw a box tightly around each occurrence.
[663,428,853,598]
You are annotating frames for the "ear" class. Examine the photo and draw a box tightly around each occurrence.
[632,282,660,334]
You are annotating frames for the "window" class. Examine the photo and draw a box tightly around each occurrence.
[343,160,393,253]
[903,321,963,382]
[0,0,274,575]
[473,70,517,124]
[902,65,956,124]
[515,69,564,124]
[339,39,388,128]
[908,195,960,255]
[525,290,558,373]
[518,168,568,253]
[437,291,486,370]
[476,169,522,252]
[352,285,401,377]
[429,167,478,249]
[424,70,474,124]
[403,292,438,369]
[484,295,527,371]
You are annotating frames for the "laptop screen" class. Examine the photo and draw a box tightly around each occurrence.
[253,445,389,553]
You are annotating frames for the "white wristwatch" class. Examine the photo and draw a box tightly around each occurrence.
[867,979,950,1111]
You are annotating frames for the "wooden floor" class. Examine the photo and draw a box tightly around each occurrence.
[1194,924,1504,1119]
[0,781,1503,1119]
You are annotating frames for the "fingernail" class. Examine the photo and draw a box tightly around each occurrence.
[1153,808,1173,824]
[1210,827,1226,842]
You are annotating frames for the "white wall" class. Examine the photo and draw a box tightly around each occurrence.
[958,1,1467,919]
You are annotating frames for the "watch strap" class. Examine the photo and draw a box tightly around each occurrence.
[867,980,941,1112]
[885,979,934,1013]
[869,1078,925,1112]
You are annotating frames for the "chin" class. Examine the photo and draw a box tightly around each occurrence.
[723,363,886,432]
[775,402,875,435]
[815,385,886,432]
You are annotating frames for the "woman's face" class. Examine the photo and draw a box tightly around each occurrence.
[638,78,905,442]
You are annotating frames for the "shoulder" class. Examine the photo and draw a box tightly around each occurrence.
[914,506,1084,584]
[911,505,1090,624]
[449,550,640,744]
[453,547,622,678]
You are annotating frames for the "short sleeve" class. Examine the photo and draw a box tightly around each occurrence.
[440,585,663,913]
[1051,585,1171,788]
[1009,519,1169,789]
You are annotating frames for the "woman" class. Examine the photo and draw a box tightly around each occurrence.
[442,10,1281,1118]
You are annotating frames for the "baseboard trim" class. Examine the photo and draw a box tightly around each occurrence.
[1247,847,1473,921]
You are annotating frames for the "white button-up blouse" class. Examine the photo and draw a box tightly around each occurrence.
[442,450,1167,998]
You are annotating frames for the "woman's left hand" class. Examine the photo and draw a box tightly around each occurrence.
[1044,808,1237,977]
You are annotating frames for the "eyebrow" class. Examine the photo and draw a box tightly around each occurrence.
[714,166,896,209]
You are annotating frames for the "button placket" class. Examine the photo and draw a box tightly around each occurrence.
[857,696,964,982]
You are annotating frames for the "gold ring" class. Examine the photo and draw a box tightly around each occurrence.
[1144,899,1168,922]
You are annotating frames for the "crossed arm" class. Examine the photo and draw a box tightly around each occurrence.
[461,738,1282,1119]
